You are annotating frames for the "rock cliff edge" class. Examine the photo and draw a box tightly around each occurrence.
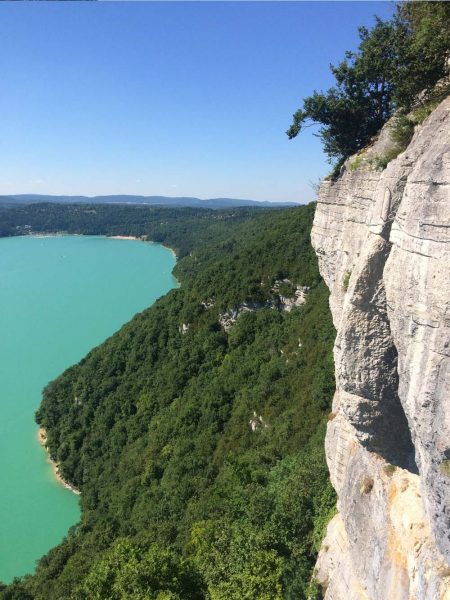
[312,96,450,600]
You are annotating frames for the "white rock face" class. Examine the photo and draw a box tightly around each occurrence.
[179,323,190,334]
[272,279,310,312]
[312,97,450,599]
[218,281,309,331]
[219,300,264,332]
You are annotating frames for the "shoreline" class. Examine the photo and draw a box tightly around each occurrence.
[7,231,179,259]
[9,231,179,503]
[160,243,178,259]
[38,428,81,496]
[29,232,74,238]
[108,235,178,260]
[107,235,142,241]
[108,235,178,258]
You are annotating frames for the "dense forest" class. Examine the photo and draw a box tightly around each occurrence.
[0,203,335,600]
[0,203,270,259]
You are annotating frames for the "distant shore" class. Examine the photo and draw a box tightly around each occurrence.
[108,235,178,258]
[38,428,81,496]
[30,232,71,238]
[9,231,179,259]
[107,235,142,241]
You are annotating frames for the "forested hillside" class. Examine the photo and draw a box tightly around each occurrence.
[0,203,335,599]
[0,203,260,257]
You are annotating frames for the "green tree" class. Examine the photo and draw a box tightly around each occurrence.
[190,520,283,600]
[75,540,204,600]
[288,1,450,167]
[0,580,33,600]
[287,18,398,163]
[393,2,450,108]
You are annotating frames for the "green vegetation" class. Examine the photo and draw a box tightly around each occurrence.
[0,203,335,599]
[390,113,415,149]
[287,1,450,168]
[76,540,204,600]
[408,86,450,125]
[342,271,351,292]
[348,143,405,173]
[369,147,405,172]
[305,576,322,600]
[337,83,447,174]
[0,203,265,258]
[383,464,397,477]
[439,460,450,478]
[348,152,367,172]
[277,281,297,299]
[368,78,450,172]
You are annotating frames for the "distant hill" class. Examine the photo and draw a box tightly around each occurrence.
[1,194,299,209]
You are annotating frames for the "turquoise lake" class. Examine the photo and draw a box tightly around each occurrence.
[0,235,176,583]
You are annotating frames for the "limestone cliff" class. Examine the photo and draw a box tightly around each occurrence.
[311,96,450,599]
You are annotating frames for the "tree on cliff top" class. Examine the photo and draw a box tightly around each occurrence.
[394,2,450,108]
[287,1,450,166]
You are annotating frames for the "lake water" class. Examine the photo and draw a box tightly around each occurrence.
[0,235,176,583]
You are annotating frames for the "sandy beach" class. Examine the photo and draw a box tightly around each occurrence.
[108,235,142,241]
[161,243,177,258]
[38,428,81,496]
[108,236,178,258]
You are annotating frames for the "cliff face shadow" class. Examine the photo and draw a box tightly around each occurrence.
[337,239,418,473]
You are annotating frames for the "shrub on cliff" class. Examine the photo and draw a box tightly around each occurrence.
[287,1,450,166]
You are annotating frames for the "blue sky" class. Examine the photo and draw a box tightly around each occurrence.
[0,1,394,203]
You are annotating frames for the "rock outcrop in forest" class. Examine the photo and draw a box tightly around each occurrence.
[312,96,450,599]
